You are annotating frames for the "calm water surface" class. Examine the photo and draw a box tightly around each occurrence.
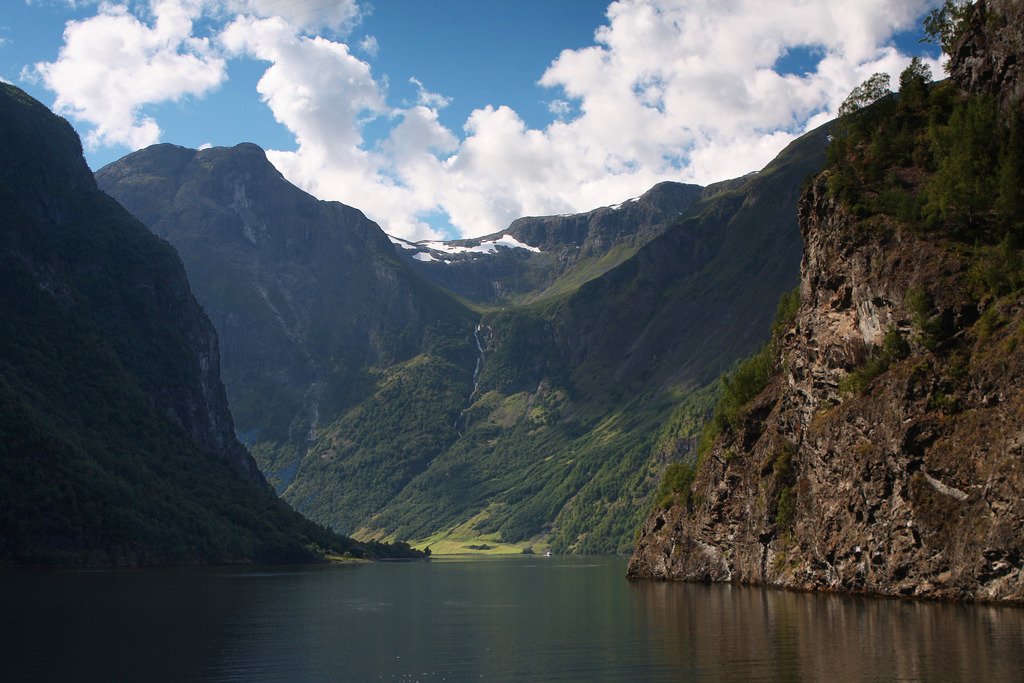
[2,556,1023,681]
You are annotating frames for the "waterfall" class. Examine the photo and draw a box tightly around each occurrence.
[470,323,484,400]
[455,323,486,432]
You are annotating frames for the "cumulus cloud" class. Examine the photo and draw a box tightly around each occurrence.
[409,77,451,109]
[547,99,572,119]
[220,15,450,237]
[240,0,940,238]
[32,0,942,239]
[221,16,385,150]
[33,0,225,149]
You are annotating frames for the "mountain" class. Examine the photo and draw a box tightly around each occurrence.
[629,0,1024,601]
[363,122,829,553]
[0,83,416,565]
[97,143,478,502]
[390,181,704,305]
[99,100,828,556]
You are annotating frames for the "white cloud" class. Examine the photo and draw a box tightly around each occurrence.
[221,16,385,150]
[32,0,942,240]
[220,16,449,238]
[223,0,364,34]
[25,0,100,7]
[238,0,939,238]
[547,99,572,119]
[409,77,451,109]
[358,34,378,57]
[33,0,225,149]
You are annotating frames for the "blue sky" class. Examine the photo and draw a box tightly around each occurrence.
[4,1,613,168]
[2,1,940,239]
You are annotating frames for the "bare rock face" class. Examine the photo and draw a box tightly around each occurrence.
[949,0,1024,113]
[629,170,1024,601]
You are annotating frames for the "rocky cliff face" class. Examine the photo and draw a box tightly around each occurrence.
[629,172,1023,600]
[629,2,1024,601]
[949,0,1024,113]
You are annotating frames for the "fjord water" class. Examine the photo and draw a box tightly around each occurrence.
[3,557,1022,681]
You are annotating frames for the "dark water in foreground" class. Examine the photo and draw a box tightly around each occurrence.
[2,556,1023,681]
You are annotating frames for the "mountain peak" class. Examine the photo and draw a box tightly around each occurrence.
[195,142,278,170]
[98,139,384,252]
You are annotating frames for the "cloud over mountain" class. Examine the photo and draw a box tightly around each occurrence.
[33,0,940,239]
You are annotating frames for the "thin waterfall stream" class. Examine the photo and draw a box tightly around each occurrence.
[455,323,486,432]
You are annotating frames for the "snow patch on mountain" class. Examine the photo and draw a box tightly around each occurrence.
[606,197,639,211]
[388,234,420,251]
[422,234,542,255]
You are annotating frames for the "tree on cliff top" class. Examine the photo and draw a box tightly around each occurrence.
[922,0,974,60]
[838,73,891,117]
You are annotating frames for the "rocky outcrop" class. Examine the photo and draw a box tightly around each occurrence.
[629,5,1024,599]
[629,169,1024,601]
[949,0,1024,113]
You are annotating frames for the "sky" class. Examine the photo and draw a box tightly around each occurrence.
[2,0,942,240]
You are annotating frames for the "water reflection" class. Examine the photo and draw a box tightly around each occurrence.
[1,558,1022,681]
[631,580,1024,680]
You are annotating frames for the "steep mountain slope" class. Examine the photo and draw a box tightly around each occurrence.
[629,0,1024,601]
[97,144,478,508]
[0,84,394,565]
[100,105,828,555]
[361,123,830,553]
[391,181,704,305]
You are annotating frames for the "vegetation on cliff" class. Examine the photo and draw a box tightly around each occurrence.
[630,0,1024,601]
[656,287,799,508]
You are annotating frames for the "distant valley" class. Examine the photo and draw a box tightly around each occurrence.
[98,121,828,554]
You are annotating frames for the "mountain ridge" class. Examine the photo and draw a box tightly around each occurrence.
[98,142,479,499]
[0,83,412,565]
[390,181,706,306]
[361,122,830,552]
